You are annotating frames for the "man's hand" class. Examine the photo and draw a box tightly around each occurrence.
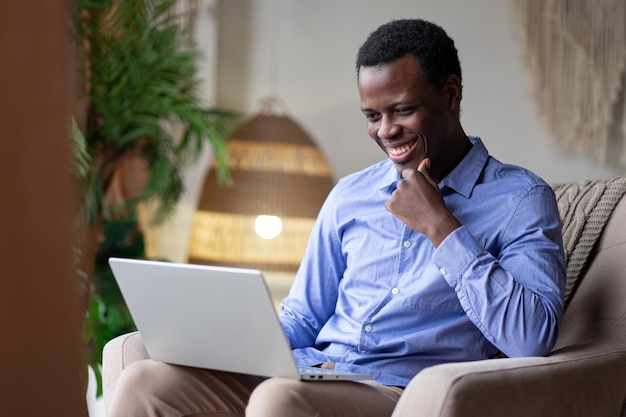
[385,158,461,247]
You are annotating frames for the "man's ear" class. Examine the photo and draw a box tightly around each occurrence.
[443,74,462,113]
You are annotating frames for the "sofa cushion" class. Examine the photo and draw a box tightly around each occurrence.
[551,177,626,305]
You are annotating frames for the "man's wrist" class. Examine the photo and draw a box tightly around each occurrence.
[428,214,461,247]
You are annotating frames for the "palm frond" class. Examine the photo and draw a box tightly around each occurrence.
[72,117,91,179]
[74,0,241,225]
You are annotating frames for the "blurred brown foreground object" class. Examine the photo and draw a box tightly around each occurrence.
[0,1,87,416]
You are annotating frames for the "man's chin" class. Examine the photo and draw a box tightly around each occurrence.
[393,161,420,175]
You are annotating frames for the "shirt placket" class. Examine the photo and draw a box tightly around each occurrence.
[357,224,415,352]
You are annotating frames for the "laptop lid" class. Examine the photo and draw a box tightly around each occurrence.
[108,257,302,379]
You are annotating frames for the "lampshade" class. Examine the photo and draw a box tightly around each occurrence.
[187,105,335,272]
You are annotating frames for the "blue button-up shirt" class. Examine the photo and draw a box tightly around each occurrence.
[279,137,566,387]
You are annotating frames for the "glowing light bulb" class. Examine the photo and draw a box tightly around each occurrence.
[254,215,283,239]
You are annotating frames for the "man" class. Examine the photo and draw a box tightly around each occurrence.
[108,18,565,417]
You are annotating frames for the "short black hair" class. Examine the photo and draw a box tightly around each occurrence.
[356,19,462,90]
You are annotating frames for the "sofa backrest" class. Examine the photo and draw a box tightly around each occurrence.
[554,191,626,350]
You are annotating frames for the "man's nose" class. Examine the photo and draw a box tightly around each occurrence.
[377,115,401,140]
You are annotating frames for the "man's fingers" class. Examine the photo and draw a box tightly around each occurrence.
[417,158,431,173]
[400,168,416,180]
[400,159,437,189]
[417,158,438,188]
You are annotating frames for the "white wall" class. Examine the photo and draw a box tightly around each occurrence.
[216,0,623,183]
[141,0,219,263]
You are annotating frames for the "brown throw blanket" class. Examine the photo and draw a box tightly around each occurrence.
[551,177,626,306]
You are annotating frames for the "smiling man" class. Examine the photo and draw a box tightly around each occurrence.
[359,51,470,248]
[108,18,566,417]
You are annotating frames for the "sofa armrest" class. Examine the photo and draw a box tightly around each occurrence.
[392,342,626,417]
[102,331,150,409]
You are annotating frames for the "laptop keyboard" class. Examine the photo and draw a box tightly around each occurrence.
[299,366,341,379]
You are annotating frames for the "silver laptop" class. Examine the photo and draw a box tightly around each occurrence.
[108,257,371,381]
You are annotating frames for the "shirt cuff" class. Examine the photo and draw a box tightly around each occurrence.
[432,226,483,286]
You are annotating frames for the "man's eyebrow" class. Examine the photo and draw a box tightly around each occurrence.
[361,100,414,112]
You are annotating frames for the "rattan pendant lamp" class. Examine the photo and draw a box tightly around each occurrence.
[187,98,334,272]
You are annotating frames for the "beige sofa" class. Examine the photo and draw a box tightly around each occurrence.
[103,178,626,417]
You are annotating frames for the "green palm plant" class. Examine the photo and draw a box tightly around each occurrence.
[72,0,240,394]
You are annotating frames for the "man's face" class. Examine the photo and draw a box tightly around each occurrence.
[358,54,456,175]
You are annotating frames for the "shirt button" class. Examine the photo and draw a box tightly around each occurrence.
[391,287,399,295]
[403,240,411,248]
[364,324,373,332]
[439,267,447,276]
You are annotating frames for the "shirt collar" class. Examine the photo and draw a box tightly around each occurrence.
[378,161,402,193]
[440,136,488,198]
[378,136,489,197]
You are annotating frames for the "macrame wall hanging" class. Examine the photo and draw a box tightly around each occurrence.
[511,0,626,167]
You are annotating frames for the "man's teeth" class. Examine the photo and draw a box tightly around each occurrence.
[388,143,412,156]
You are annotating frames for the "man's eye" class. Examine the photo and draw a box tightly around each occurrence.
[395,108,413,115]
[364,113,380,121]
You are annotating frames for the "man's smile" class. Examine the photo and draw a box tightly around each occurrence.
[387,139,417,156]
[383,139,421,164]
